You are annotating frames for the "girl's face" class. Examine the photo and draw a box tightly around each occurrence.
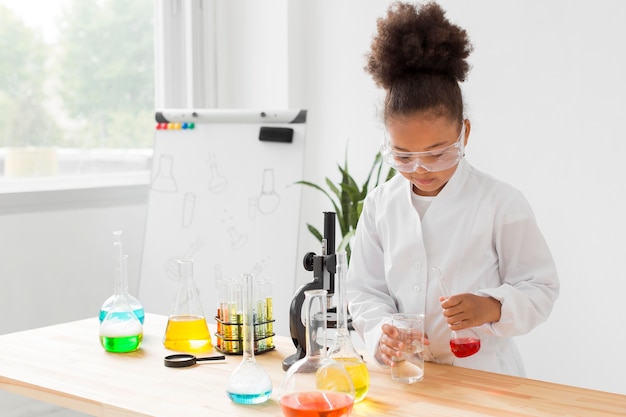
[386,115,470,196]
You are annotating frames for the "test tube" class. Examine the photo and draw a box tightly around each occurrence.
[265,279,274,349]
[255,277,266,351]
[216,275,224,337]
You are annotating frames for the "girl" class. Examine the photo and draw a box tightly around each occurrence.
[346,1,559,376]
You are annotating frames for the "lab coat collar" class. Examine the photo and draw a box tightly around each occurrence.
[438,158,470,199]
[402,158,470,202]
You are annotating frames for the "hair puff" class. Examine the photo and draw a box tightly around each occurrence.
[366,1,473,89]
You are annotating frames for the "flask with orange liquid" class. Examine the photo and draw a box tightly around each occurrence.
[163,259,213,353]
[278,289,355,416]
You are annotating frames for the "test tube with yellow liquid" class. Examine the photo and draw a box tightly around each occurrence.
[163,259,213,353]
[264,279,275,349]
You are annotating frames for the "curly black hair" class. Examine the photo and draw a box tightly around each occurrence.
[365,1,473,122]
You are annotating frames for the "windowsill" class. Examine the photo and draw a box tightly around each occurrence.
[0,172,151,214]
[0,171,151,193]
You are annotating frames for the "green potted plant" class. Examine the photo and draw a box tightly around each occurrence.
[296,150,396,261]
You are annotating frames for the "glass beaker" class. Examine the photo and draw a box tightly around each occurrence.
[433,267,481,358]
[278,289,355,417]
[327,252,370,403]
[163,259,213,353]
[99,256,143,353]
[226,274,273,404]
[100,231,144,324]
[390,313,425,383]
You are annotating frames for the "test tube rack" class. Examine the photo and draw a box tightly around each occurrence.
[214,314,275,355]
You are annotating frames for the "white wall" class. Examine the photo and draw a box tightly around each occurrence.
[0,187,148,334]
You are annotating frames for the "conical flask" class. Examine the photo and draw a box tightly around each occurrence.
[433,267,481,358]
[328,252,370,403]
[163,259,213,352]
[226,274,272,404]
[278,289,355,416]
[100,231,144,324]
[151,154,178,192]
[99,255,143,353]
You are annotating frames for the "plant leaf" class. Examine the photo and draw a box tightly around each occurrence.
[294,147,396,257]
[307,223,323,243]
[295,180,341,214]
[337,229,355,251]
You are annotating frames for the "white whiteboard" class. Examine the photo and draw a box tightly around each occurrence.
[138,109,307,338]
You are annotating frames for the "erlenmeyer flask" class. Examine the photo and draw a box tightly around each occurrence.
[99,256,143,353]
[433,267,481,358]
[278,289,355,417]
[163,259,213,352]
[226,274,272,404]
[100,231,144,324]
[151,154,178,192]
[328,252,370,403]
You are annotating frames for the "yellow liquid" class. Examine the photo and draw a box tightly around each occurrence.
[163,315,213,352]
[336,358,370,403]
[266,297,273,333]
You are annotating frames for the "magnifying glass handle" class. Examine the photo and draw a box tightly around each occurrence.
[196,355,226,362]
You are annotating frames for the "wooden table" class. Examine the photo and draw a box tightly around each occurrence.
[0,313,623,417]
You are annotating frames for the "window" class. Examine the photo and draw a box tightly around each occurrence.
[0,0,154,182]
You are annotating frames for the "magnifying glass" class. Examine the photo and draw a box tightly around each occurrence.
[164,354,226,368]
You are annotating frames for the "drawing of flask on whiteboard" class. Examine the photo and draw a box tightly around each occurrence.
[208,152,228,193]
[151,154,178,192]
[164,238,204,280]
[257,168,280,214]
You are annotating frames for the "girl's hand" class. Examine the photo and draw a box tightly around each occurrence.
[378,323,430,367]
[440,294,501,330]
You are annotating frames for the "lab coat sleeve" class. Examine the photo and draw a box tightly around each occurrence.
[346,193,395,365]
[477,189,560,338]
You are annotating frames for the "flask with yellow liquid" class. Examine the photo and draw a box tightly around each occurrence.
[163,259,213,353]
[328,251,370,403]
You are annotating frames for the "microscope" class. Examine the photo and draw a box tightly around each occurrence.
[282,211,338,370]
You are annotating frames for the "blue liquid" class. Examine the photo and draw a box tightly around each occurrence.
[226,390,272,405]
[99,308,145,324]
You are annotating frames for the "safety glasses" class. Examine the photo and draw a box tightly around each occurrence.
[380,123,465,173]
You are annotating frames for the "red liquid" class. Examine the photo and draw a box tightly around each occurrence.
[450,337,481,358]
[280,391,354,417]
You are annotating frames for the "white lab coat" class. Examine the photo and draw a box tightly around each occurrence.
[346,159,559,376]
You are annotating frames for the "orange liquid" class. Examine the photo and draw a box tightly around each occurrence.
[280,391,354,417]
[163,315,213,352]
